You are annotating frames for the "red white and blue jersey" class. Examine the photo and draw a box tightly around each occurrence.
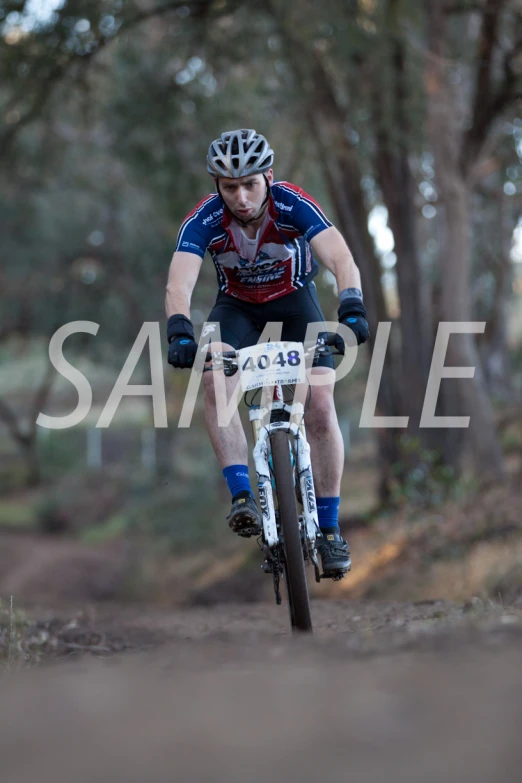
[174,181,332,304]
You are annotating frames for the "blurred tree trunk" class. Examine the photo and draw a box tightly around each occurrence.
[373,0,431,436]
[0,362,54,487]
[266,0,409,500]
[425,0,504,479]
[305,85,403,502]
[478,189,516,401]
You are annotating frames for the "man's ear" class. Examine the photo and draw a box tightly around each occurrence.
[266,169,274,186]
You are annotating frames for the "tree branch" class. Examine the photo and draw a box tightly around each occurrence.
[444,0,486,12]
[0,0,214,159]
[0,359,55,449]
[0,398,28,447]
[0,62,67,159]
[474,0,507,113]
[115,0,213,32]
[29,360,55,441]
[461,8,522,175]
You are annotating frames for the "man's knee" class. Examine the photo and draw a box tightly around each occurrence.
[203,342,234,370]
[203,342,236,394]
[306,387,337,432]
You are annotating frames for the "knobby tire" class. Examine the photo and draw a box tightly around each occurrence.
[270,430,312,633]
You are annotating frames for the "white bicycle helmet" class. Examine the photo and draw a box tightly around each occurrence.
[206,129,274,178]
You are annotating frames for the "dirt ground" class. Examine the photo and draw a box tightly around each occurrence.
[1,598,522,783]
[2,476,522,783]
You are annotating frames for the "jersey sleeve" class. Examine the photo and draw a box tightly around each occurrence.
[174,196,216,258]
[278,182,333,241]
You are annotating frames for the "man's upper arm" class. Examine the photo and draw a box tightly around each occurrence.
[309,225,347,262]
[167,251,203,289]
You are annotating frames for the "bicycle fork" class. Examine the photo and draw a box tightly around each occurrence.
[250,385,320,555]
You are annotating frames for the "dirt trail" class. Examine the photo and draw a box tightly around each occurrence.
[1,599,522,782]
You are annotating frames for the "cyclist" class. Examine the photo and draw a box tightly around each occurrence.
[165,129,369,575]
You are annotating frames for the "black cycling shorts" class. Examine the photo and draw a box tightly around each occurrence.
[205,281,335,369]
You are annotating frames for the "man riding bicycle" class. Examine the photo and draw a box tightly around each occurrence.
[165,129,369,575]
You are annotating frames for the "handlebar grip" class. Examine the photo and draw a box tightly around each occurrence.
[204,350,238,363]
[325,333,339,347]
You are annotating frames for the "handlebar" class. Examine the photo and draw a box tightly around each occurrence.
[202,332,342,375]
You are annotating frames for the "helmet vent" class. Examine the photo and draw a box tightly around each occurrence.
[206,129,274,178]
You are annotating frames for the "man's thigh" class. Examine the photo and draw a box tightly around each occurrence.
[277,283,335,369]
[206,295,261,350]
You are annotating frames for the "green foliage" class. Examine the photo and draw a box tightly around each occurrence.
[28,453,229,552]
[124,479,228,553]
[0,458,30,493]
[390,435,474,510]
[80,512,127,543]
[36,428,86,478]
[1,0,521,497]
[0,498,35,527]
[35,465,128,534]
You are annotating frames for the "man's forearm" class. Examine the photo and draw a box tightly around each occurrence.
[321,247,363,295]
[165,282,192,319]
[310,226,362,296]
[165,251,203,321]
[332,252,362,295]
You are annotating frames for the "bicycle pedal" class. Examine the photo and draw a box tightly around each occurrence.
[236,526,260,538]
[320,568,350,581]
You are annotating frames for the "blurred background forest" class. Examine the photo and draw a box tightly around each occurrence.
[1,0,522,607]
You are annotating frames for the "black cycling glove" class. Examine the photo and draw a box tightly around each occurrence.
[336,291,370,352]
[167,314,198,368]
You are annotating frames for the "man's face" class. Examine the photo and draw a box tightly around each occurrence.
[217,169,274,222]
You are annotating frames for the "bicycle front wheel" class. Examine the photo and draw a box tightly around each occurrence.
[270,430,312,633]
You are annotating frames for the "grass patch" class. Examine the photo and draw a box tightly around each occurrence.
[80,513,128,543]
[0,500,36,529]
[1,598,119,669]
[0,597,29,671]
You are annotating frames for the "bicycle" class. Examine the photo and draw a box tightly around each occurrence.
[203,333,347,633]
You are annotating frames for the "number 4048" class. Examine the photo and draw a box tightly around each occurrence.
[242,350,301,372]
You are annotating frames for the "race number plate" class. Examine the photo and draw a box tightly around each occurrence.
[237,341,306,391]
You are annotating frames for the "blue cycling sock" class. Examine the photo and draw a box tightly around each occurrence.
[316,496,341,532]
[223,464,253,500]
